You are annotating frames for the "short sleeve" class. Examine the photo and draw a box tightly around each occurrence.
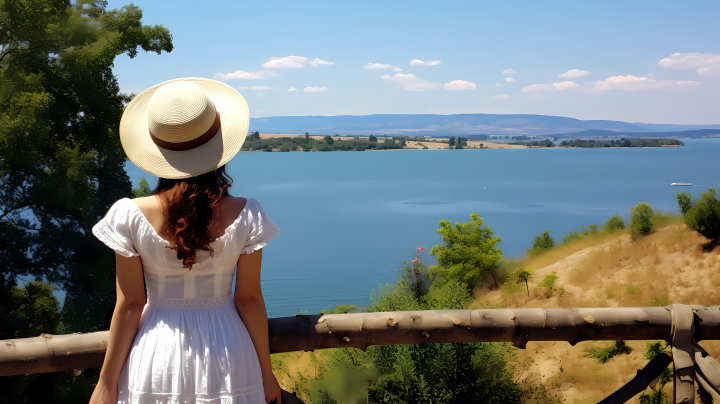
[92,199,140,258]
[241,199,281,254]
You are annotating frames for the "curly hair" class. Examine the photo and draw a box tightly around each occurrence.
[151,166,233,269]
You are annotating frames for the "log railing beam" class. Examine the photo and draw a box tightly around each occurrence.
[3,306,720,377]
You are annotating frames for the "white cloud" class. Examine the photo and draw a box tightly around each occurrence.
[304,87,328,92]
[647,72,655,77]
[287,87,299,91]
[213,70,277,79]
[503,69,518,74]
[698,65,720,76]
[381,74,441,91]
[364,63,392,69]
[521,75,699,93]
[410,59,441,66]
[505,77,517,83]
[588,75,698,91]
[443,80,476,90]
[238,85,275,90]
[256,93,264,97]
[309,58,335,67]
[263,56,307,68]
[559,69,590,78]
[493,94,510,100]
[393,67,403,71]
[495,83,503,87]
[659,53,720,77]
[521,81,580,92]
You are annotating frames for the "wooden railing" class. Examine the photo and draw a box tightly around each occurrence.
[3,305,720,403]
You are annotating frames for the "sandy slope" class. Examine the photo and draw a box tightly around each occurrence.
[477,224,720,403]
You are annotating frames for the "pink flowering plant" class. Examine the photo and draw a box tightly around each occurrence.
[399,246,431,298]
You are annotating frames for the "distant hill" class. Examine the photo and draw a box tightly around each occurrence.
[249,113,720,136]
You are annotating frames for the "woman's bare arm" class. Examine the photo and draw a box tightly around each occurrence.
[235,249,282,404]
[89,254,146,404]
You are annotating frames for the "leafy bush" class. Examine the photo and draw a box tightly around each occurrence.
[527,230,555,256]
[639,342,673,404]
[682,187,720,244]
[585,340,633,363]
[309,249,524,403]
[131,177,152,198]
[538,271,558,289]
[430,212,504,291]
[630,202,655,240]
[537,271,558,298]
[602,215,625,233]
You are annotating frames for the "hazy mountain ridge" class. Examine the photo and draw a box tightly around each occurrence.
[249,113,720,136]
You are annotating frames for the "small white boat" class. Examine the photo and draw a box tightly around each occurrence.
[671,183,692,186]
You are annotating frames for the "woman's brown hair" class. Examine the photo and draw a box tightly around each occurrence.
[151,166,233,269]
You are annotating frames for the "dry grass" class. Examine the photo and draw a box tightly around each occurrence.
[478,222,720,402]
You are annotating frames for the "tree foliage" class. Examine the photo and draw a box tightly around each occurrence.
[307,253,523,403]
[682,187,720,244]
[602,215,625,233]
[676,191,692,216]
[514,268,532,297]
[131,177,152,198]
[630,202,655,241]
[429,212,504,290]
[585,340,633,363]
[527,229,554,256]
[0,0,172,400]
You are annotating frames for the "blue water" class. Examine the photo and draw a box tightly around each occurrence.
[124,139,719,318]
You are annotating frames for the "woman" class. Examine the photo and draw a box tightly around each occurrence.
[89,78,283,404]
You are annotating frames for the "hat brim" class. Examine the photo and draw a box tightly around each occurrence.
[120,77,249,179]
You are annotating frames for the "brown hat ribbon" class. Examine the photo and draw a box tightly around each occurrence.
[150,111,221,151]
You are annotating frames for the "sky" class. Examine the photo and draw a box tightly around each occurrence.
[109,0,720,124]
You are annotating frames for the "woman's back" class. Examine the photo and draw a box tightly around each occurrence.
[93,197,279,303]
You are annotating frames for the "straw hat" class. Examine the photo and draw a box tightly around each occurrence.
[120,77,249,179]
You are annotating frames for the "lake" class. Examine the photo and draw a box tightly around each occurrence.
[124,139,719,318]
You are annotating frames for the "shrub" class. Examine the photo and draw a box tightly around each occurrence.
[585,340,633,363]
[677,191,692,215]
[538,271,558,297]
[602,215,625,233]
[683,187,720,244]
[630,202,655,240]
[527,230,555,256]
[538,271,558,289]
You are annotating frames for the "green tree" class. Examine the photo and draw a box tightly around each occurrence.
[527,230,555,256]
[683,187,720,244]
[602,215,625,233]
[630,202,655,240]
[131,177,152,198]
[676,191,692,215]
[324,135,334,145]
[448,136,456,146]
[0,0,172,400]
[514,268,533,297]
[369,134,377,142]
[429,212,504,290]
[3,281,65,339]
[304,131,309,140]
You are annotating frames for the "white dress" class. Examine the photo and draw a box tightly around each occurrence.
[92,197,280,404]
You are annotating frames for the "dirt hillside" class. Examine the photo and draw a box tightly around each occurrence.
[477,224,720,403]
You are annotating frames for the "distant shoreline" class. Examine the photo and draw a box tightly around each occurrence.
[239,133,684,152]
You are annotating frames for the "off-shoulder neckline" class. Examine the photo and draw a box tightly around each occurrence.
[121,197,255,245]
